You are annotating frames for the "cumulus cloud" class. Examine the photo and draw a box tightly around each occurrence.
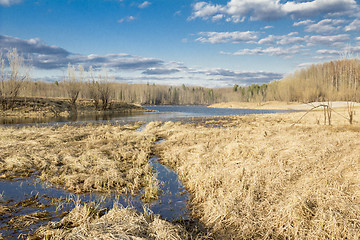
[189,68,283,85]
[316,49,341,55]
[304,19,346,34]
[258,32,303,45]
[307,34,349,45]
[117,16,136,23]
[223,45,302,57]
[282,0,356,18]
[142,68,180,75]
[0,0,22,7]
[263,25,274,29]
[345,19,360,31]
[0,35,164,70]
[195,31,258,44]
[189,0,358,22]
[293,19,314,26]
[0,35,70,57]
[138,1,151,9]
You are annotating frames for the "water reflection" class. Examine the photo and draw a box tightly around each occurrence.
[0,106,292,126]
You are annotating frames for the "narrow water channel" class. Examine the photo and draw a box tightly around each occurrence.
[0,125,190,239]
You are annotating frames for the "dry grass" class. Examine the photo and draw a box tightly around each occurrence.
[0,123,158,200]
[29,203,209,240]
[145,111,360,239]
[210,101,360,111]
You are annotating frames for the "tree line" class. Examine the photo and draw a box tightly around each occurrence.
[1,48,359,110]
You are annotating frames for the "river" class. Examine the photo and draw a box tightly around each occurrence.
[0,105,290,126]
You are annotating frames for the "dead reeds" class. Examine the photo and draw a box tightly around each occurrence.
[145,111,360,239]
[29,202,209,240]
[0,123,158,201]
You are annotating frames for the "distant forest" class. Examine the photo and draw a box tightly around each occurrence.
[2,49,360,107]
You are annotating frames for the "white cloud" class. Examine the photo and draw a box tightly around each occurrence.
[225,45,302,57]
[190,0,358,22]
[308,34,350,45]
[138,1,151,9]
[0,0,22,6]
[212,14,224,21]
[189,1,223,20]
[196,31,258,44]
[316,49,341,55]
[293,19,314,26]
[258,32,303,45]
[282,0,357,18]
[345,19,360,31]
[297,62,318,69]
[117,16,136,23]
[263,25,274,29]
[304,19,346,34]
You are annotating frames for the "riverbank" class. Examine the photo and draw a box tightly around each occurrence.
[209,101,360,111]
[0,97,150,118]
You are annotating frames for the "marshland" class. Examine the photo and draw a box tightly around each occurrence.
[1,49,360,239]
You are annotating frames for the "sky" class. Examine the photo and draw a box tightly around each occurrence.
[0,0,360,88]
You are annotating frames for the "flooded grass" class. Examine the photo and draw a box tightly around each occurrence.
[0,123,157,197]
[0,122,200,239]
[2,109,360,239]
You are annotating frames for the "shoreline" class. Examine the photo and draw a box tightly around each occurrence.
[0,96,151,118]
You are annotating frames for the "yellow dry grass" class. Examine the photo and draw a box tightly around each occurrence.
[209,101,360,111]
[0,123,158,200]
[145,111,360,239]
[29,203,208,240]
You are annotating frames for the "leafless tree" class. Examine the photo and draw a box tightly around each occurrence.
[0,48,30,110]
[64,64,83,109]
[98,71,112,110]
[88,66,101,110]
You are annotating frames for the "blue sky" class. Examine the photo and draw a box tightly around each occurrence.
[1,0,360,87]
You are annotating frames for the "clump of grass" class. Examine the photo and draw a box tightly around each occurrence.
[146,111,360,239]
[7,211,51,229]
[0,124,158,198]
[29,203,208,240]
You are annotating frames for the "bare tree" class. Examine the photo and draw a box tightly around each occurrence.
[88,66,101,110]
[98,72,112,110]
[64,64,83,109]
[0,48,30,110]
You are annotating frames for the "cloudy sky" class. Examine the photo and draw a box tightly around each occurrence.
[1,0,360,87]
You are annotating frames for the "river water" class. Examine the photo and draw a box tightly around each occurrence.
[0,106,290,126]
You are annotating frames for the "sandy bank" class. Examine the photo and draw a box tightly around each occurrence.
[209,101,360,111]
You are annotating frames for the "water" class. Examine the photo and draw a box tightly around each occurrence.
[0,106,290,126]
